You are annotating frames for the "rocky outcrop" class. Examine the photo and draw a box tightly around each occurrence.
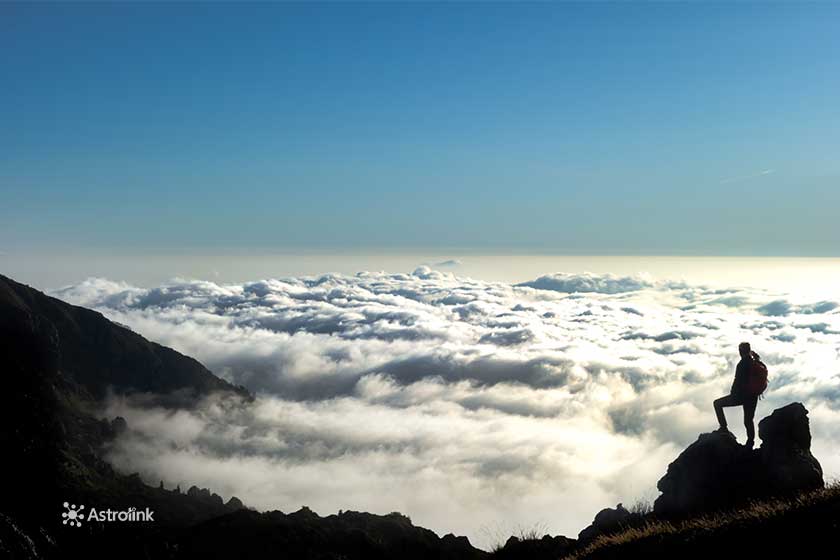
[758,403,824,494]
[578,504,642,544]
[225,496,245,510]
[110,416,128,434]
[187,486,226,508]
[654,402,823,517]
[494,535,575,559]
[489,403,829,559]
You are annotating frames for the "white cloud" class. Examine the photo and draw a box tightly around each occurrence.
[516,272,656,294]
[719,168,776,184]
[54,270,840,549]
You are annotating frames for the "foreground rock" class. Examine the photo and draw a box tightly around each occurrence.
[654,402,823,517]
[758,402,824,494]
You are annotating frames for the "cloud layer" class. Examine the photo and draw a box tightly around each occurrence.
[55,269,840,548]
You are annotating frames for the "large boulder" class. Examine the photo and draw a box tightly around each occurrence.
[654,402,823,518]
[654,430,760,517]
[758,402,823,494]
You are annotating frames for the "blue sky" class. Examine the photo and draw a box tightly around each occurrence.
[2,2,839,255]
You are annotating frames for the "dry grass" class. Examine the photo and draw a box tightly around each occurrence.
[482,520,550,553]
[514,521,549,541]
[626,499,653,516]
[562,481,840,560]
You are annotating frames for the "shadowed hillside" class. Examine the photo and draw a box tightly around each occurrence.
[0,274,250,402]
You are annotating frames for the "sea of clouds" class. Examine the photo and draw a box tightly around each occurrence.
[54,268,840,548]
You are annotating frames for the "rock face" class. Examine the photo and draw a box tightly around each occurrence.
[654,402,823,517]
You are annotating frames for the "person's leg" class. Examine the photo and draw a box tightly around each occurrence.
[714,395,740,429]
[743,396,758,444]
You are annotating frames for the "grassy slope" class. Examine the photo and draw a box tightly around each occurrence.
[563,482,840,559]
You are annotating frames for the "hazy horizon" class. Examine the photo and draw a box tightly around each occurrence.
[6,253,840,300]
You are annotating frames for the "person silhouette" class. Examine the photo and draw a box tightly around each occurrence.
[713,342,759,449]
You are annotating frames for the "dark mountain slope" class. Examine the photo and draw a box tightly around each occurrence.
[0,273,248,402]
[0,274,253,558]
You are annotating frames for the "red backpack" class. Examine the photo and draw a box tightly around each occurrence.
[746,352,768,398]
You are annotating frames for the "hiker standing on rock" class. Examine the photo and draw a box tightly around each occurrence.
[713,342,768,449]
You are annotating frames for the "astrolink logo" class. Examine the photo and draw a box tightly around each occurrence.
[62,502,155,527]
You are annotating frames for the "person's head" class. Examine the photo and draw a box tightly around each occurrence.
[739,342,751,359]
